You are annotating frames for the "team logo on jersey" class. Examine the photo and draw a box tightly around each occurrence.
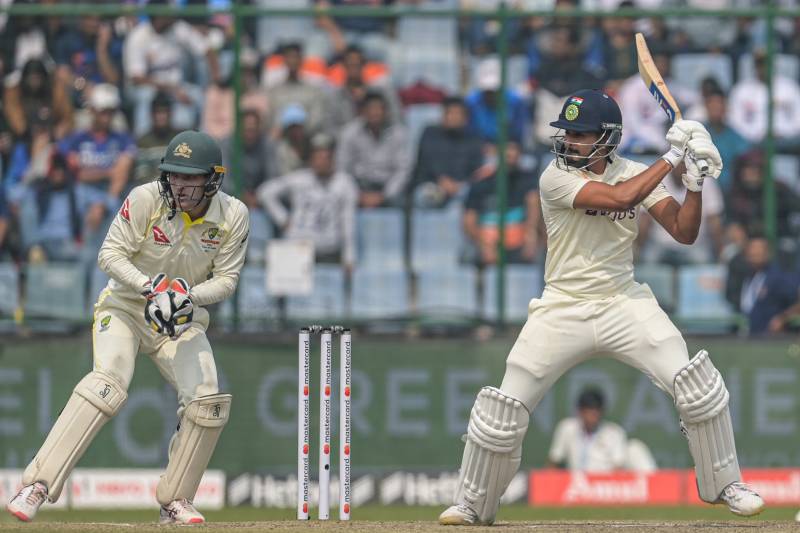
[173,142,192,159]
[200,227,224,251]
[565,104,580,121]
[153,225,172,246]
[98,315,112,332]
[119,198,131,222]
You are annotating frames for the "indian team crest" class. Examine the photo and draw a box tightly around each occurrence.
[173,142,192,159]
[565,104,580,121]
[98,315,112,332]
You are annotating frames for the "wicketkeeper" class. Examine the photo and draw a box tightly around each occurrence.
[7,130,250,525]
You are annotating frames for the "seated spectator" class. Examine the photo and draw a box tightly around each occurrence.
[413,96,484,208]
[548,388,656,473]
[123,0,218,136]
[135,92,180,182]
[725,235,800,336]
[599,5,638,89]
[222,109,279,203]
[0,188,11,260]
[701,87,750,192]
[267,42,330,138]
[463,141,541,265]
[727,150,800,239]
[59,84,136,212]
[275,104,311,177]
[465,57,527,145]
[4,117,55,201]
[728,51,800,148]
[3,58,73,140]
[314,0,395,60]
[239,46,270,123]
[337,91,410,207]
[328,44,400,132]
[257,133,357,272]
[637,161,724,266]
[17,152,106,263]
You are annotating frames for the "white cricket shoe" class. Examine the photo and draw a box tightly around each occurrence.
[6,481,48,522]
[719,482,764,516]
[439,504,481,526]
[794,508,800,522]
[159,498,205,525]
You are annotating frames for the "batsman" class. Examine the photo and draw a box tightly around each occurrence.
[439,89,764,526]
[7,131,249,525]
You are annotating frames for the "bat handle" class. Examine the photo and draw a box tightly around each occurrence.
[698,159,709,177]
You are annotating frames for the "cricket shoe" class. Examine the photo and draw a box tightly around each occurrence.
[719,482,764,516]
[159,498,205,525]
[7,481,48,522]
[438,504,483,526]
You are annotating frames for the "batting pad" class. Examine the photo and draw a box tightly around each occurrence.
[156,393,231,505]
[454,386,529,525]
[23,370,127,501]
[674,350,741,503]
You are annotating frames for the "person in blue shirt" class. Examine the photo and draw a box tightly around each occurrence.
[702,87,750,192]
[465,58,528,145]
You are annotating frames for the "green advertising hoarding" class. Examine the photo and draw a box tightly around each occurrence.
[1,336,799,475]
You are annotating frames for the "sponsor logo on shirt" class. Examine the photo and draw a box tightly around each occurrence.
[120,198,131,222]
[584,208,636,222]
[153,225,172,246]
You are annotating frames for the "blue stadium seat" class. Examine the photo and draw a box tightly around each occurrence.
[738,53,800,82]
[410,207,463,272]
[676,265,735,329]
[286,265,347,321]
[351,268,409,319]
[356,208,405,271]
[237,265,279,320]
[483,264,544,322]
[672,54,733,90]
[25,263,87,321]
[774,155,800,193]
[634,264,676,311]
[507,55,530,88]
[416,266,479,317]
[0,263,18,317]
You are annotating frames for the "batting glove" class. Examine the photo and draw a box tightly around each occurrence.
[662,119,711,168]
[144,273,173,335]
[168,278,193,340]
[686,137,723,179]
[682,155,704,192]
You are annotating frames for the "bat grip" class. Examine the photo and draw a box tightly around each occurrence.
[698,159,709,177]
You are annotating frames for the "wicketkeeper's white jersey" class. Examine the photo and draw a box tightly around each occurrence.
[539,157,670,299]
[98,182,250,307]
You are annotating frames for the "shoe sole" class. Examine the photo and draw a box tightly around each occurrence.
[731,505,765,517]
[7,506,31,522]
[439,515,476,526]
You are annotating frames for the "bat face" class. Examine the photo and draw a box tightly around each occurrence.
[647,80,680,122]
[635,33,682,123]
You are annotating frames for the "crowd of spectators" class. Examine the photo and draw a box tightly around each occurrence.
[1,0,800,335]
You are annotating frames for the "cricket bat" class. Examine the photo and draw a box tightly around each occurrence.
[635,32,708,174]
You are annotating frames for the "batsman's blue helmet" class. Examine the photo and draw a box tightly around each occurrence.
[550,88,623,138]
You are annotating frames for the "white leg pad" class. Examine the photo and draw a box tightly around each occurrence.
[454,386,529,525]
[156,393,231,505]
[23,370,127,501]
[674,350,741,503]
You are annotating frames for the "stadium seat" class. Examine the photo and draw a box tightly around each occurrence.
[676,264,735,330]
[351,268,409,319]
[256,0,321,56]
[416,266,479,318]
[0,263,18,317]
[774,155,800,193]
[634,263,676,312]
[286,265,347,321]
[24,263,87,321]
[356,208,405,271]
[738,53,800,82]
[237,265,279,320]
[483,264,544,322]
[410,206,463,272]
[672,54,733,90]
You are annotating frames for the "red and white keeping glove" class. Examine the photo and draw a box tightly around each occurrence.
[168,278,193,340]
[144,273,173,335]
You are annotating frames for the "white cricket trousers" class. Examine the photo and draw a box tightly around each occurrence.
[92,290,219,418]
[500,282,689,411]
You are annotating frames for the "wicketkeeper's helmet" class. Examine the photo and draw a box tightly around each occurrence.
[158,130,225,218]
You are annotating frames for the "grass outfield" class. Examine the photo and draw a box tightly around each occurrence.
[1,506,797,532]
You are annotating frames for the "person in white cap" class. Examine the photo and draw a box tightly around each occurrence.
[464,57,527,145]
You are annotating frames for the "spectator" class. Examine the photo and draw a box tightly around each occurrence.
[58,83,135,211]
[413,96,484,208]
[0,187,10,260]
[54,13,123,107]
[17,152,106,263]
[465,57,528,145]
[221,109,279,202]
[3,58,73,140]
[134,92,180,182]
[548,388,656,472]
[238,47,270,123]
[337,91,410,207]
[275,104,311,177]
[725,235,800,336]
[257,133,357,272]
[637,160,724,266]
[267,42,330,138]
[463,141,541,265]
[0,0,65,79]
[701,88,751,192]
[4,116,55,200]
[314,0,395,60]
[123,0,219,136]
[328,44,400,132]
[728,51,800,147]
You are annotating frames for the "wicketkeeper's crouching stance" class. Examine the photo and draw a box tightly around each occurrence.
[7,131,250,525]
[439,90,764,526]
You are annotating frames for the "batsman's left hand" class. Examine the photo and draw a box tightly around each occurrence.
[687,137,722,179]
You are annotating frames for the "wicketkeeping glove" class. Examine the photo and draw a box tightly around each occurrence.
[168,278,193,340]
[144,273,173,335]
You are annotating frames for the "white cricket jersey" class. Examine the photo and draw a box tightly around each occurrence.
[548,417,628,472]
[539,157,670,299]
[98,182,250,307]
